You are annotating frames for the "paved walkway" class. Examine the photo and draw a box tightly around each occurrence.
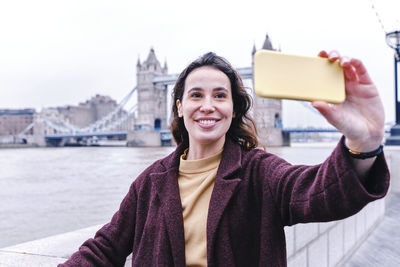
[344,192,400,267]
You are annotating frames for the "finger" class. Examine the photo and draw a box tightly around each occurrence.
[318,50,328,58]
[328,50,340,62]
[339,56,356,81]
[339,56,351,66]
[350,58,373,84]
[342,62,357,82]
[311,101,341,127]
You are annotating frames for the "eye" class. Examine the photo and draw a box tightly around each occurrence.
[215,93,227,99]
[190,92,202,98]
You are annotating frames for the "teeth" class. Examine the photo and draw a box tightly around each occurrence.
[199,120,216,125]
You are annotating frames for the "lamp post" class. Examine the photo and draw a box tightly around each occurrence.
[385,30,400,145]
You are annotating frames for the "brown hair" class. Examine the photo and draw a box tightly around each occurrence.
[170,52,259,150]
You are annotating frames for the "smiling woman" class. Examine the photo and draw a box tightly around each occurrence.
[171,52,258,153]
[176,66,234,159]
[59,52,390,267]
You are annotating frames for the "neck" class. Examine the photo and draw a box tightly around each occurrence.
[186,136,225,160]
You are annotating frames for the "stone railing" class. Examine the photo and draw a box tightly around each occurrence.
[286,147,397,267]
[286,198,385,267]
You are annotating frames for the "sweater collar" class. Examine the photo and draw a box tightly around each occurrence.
[159,136,243,178]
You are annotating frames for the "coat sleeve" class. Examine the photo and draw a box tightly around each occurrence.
[257,136,390,226]
[58,181,138,267]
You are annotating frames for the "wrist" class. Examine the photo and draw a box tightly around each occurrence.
[342,137,383,159]
[344,133,384,153]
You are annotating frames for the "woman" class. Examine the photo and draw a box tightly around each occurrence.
[60,51,389,266]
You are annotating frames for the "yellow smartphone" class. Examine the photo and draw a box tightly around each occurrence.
[253,50,345,104]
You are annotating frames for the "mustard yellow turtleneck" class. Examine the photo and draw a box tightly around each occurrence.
[178,149,223,267]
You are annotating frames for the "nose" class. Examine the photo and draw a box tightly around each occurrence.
[199,96,215,113]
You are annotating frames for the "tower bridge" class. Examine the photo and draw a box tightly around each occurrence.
[15,35,333,147]
[129,37,283,147]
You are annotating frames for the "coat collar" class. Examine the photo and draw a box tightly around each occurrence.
[149,141,187,266]
[207,137,243,263]
[150,137,244,266]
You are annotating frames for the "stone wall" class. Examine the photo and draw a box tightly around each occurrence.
[286,147,396,267]
[286,199,385,267]
[126,130,161,147]
[386,148,399,193]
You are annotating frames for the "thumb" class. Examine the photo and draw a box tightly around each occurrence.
[311,101,341,127]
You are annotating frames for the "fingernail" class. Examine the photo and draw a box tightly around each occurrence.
[341,56,350,65]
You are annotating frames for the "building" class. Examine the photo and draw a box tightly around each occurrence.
[127,48,169,146]
[135,48,168,131]
[0,109,35,135]
[56,94,118,127]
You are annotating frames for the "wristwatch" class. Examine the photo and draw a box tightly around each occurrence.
[342,137,384,159]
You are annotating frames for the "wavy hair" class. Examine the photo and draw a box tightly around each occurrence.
[170,52,259,150]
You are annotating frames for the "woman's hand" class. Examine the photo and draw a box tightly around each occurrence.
[312,50,385,153]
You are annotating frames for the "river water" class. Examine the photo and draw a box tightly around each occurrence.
[0,143,336,248]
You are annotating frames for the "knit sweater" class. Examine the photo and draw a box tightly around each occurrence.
[178,149,222,266]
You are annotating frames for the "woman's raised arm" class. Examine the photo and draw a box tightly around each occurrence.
[312,50,385,183]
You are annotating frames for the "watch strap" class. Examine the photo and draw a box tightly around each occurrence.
[342,137,384,159]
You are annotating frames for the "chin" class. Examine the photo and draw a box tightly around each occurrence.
[191,134,226,146]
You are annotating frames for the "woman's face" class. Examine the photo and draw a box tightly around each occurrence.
[176,66,234,149]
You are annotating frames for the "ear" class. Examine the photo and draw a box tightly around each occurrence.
[232,112,236,118]
[176,99,183,118]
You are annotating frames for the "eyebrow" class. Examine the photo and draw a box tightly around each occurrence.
[187,87,229,93]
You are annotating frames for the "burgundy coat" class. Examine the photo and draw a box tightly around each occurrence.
[59,137,389,267]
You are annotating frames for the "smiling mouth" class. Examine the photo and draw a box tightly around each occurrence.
[198,119,217,125]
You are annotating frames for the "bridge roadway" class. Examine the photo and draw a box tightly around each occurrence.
[44,128,389,139]
[44,128,339,140]
[43,128,339,147]
[45,132,127,139]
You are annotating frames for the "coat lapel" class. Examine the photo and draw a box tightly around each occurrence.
[207,138,242,260]
[149,138,243,265]
[150,143,187,266]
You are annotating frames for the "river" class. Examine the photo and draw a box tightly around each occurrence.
[0,143,336,248]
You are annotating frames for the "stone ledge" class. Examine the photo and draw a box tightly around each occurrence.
[0,224,133,266]
[0,251,66,267]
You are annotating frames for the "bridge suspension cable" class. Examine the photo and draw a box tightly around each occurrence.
[299,101,322,116]
[18,122,35,136]
[101,104,138,132]
[38,86,138,135]
[43,120,73,134]
[80,86,137,133]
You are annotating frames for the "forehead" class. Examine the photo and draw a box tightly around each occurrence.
[184,66,231,92]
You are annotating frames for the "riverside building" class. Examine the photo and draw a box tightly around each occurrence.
[0,109,35,135]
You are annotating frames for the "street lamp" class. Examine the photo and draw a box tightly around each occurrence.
[385,30,400,145]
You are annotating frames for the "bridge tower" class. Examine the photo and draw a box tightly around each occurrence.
[135,48,168,131]
[252,34,283,146]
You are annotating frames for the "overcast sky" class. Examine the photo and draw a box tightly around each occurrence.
[0,0,399,127]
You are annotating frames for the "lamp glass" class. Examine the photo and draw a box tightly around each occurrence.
[386,31,400,51]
